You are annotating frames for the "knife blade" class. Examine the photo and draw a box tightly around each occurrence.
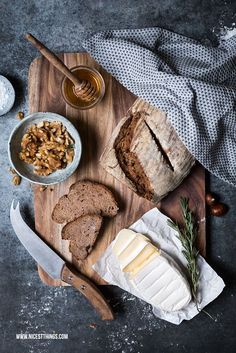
[10,200,65,279]
[10,200,114,320]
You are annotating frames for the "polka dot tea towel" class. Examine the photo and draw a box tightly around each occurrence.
[83,28,236,186]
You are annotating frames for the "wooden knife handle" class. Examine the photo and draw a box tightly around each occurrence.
[61,264,114,321]
[25,33,81,87]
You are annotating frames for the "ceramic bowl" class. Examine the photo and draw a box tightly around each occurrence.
[8,112,82,185]
[0,75,15,116]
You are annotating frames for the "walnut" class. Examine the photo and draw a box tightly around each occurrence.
[17,112,24,120]
[19,121,74,176]
[27,142,37,157]
[48,156,61,169]
[66,148,74,163]
[21,134,32,149]
[12,175,21,186]
[39,185,48,192]
[34,167,52,176]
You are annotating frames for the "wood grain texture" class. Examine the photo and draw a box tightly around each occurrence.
[28,53,205,286]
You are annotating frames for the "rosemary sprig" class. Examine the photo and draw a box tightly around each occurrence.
[167,197,199,304]
[167,198,215,320]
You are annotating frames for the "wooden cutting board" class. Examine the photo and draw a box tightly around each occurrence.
[28,53,205,286]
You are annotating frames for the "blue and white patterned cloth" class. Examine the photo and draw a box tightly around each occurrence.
[83,28,236,186]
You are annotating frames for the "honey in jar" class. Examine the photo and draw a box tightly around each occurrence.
[61,66,105,110]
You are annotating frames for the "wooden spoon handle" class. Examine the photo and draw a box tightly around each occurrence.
[61,264,114,321]
[25,33,81,87]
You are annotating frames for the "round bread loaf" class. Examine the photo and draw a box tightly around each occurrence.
[100,98,195,203]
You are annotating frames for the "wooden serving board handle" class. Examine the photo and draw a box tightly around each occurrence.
[25,33,81,87]
[61,264,114,320]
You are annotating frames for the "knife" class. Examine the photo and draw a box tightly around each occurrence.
[10,200,114,321]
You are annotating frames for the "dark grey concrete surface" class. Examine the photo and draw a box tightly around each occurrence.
[0,1,236,352]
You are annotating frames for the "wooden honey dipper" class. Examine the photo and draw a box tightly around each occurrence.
[25,33,97,102]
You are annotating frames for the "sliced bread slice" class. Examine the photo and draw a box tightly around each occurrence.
[51,195,78,224]
[52,180,118,224]
[69,241,89,261]
[62,214,102,244]
[65,214,103,260]
[68,180,118,217]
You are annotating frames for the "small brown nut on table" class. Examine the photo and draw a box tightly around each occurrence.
[12,175,21,186]
[205,192,216,206]
[17,112,24,120]
[39,185,47,192]
[210,203,228,217]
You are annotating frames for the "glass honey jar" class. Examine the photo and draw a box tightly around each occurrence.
[61,66,105,110]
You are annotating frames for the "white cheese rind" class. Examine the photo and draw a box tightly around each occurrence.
[112,229,152,271]
[112,229,137,256]
[131,251,192,312]
[112,229,192,312]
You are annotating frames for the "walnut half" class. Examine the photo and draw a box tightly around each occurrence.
[12,175,21,186]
